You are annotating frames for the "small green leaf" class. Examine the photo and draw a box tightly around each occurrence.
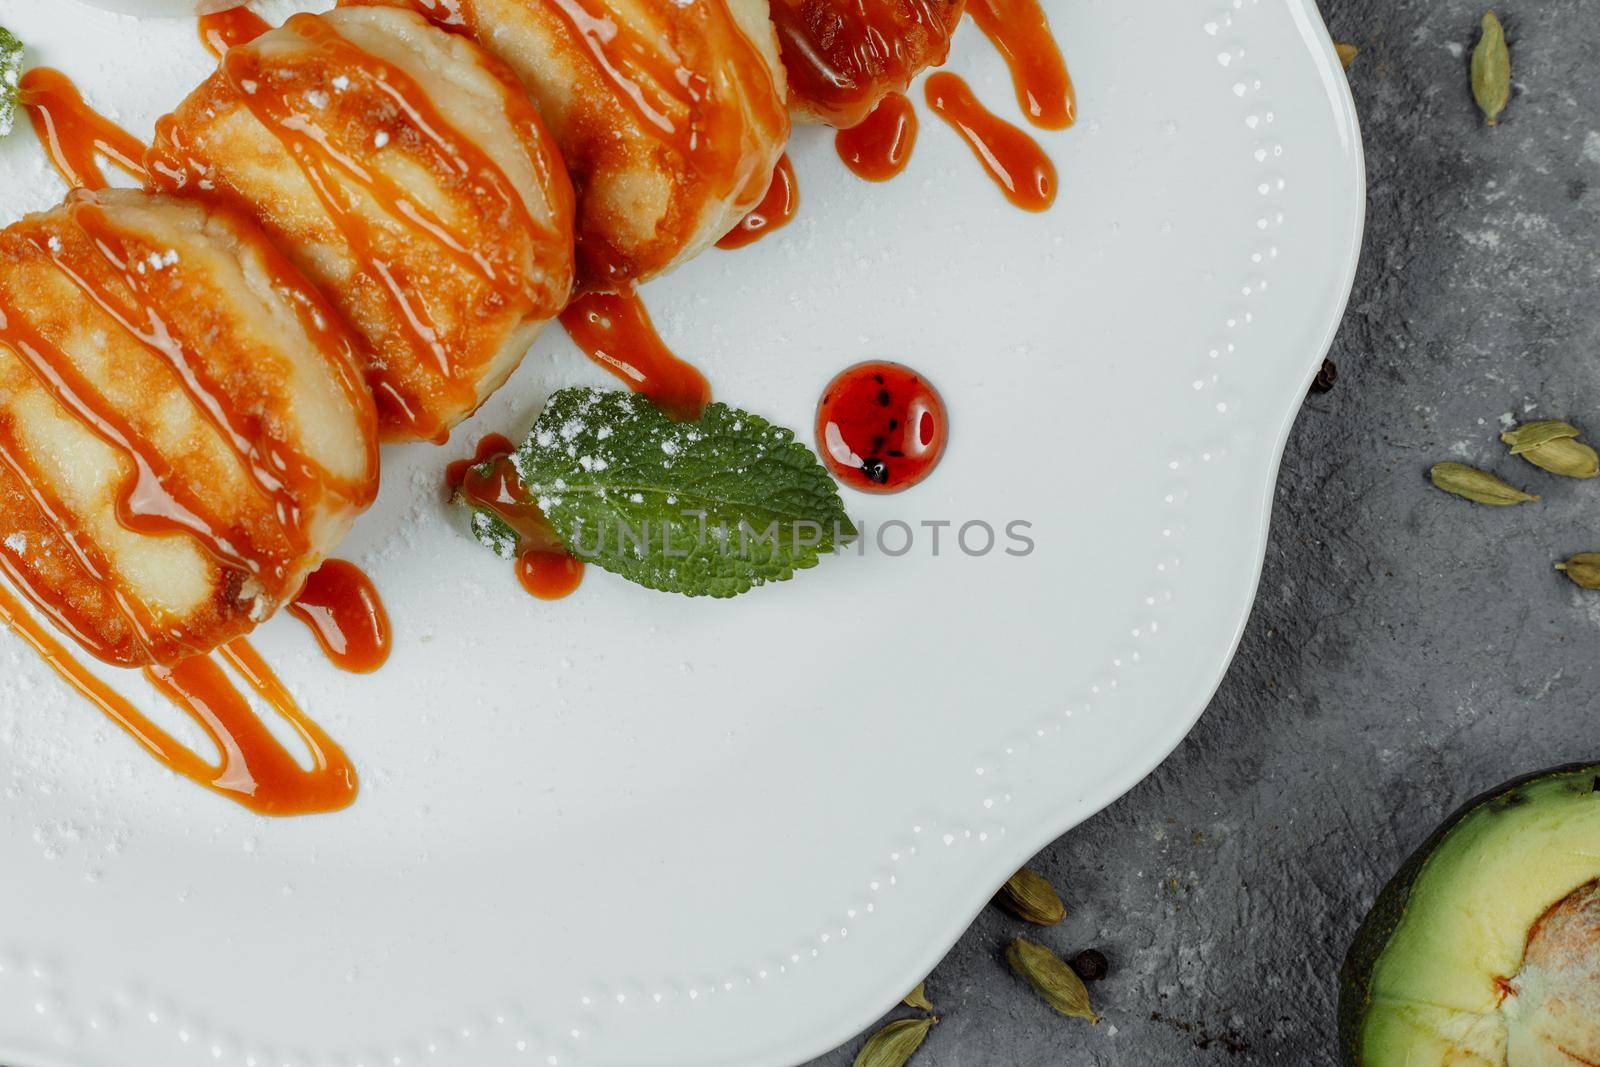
[471,388,856,597]
[1472,11,1510,126]
[0,26,24,138]
[464,504,522,560]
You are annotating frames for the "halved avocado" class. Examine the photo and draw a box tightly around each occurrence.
[1340,763,1600,1066]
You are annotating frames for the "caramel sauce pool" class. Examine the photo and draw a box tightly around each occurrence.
[835,93,918,182]
[717,154,800,249]
[287,560,393,674]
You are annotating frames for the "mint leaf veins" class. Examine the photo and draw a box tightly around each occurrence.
[458,388,858,598]
[0,27,22,138]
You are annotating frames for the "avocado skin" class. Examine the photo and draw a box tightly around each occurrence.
[1337,762,1600,1066]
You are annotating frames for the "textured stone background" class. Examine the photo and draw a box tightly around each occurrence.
[807,0,1600,1063]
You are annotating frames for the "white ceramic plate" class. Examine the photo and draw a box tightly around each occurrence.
[0,1,1363,1064]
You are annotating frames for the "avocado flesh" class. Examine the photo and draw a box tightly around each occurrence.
[1504,881,1600,1066]
[1354,768,1600,1066]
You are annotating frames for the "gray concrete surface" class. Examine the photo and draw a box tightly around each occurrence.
[806,0,1600,1063]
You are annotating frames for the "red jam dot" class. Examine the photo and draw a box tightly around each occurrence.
[816,361,949,493]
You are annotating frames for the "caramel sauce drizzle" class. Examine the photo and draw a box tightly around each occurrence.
[0,261,262,583]
[6,191,379,595]
[0,580,357,816]
[835,92,918,182]
[159,640,359,815]
[968,0,1076,130]
[448,432,584,601]
[198,7,273,56]
[362,0,786,286]
[444,430,516,490]
[0,418,174,661]
[800,1,1071,197]
[717,153,799,249]
[54,201,309,560]
[154,12,567,442]
[538,0,786,281]
[287,559,392,674]
[560,290,711,422]
[0,500,143,665]
[3,73,373,812]
[18,69,149,190]
[27,195,376,565]
[924,72,1056,212]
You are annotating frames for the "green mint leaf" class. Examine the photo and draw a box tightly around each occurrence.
[466,506,521,560]
[0,27,23,138]
[502,388,857,598]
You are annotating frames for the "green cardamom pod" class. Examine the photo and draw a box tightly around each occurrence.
[852,1016,937,1067]
[1519,437,1600,479]
[1429,462,1537,505]
[1500,420,1581,454]
[1006,938,1099,1022]
[996,867,1067,925]
[1556,554,1600,590]
[1335,43,1358,69]
[902,983,934,1011]
[1472,10,1510,126]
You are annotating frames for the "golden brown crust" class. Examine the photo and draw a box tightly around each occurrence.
[0,191,378,667]
[0,451,145,667]
[344,0,790,288]
[771,0,965,128]
[150,7,576,442]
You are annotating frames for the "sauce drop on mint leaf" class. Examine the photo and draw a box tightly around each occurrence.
[816,361,948,493]
[448,432,585,601]
[517,550,585,600]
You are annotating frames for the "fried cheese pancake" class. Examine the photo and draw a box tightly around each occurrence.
[771,0,965,128]
[0,190,379,668]
[343,0,790,289]
[149,6,577,443]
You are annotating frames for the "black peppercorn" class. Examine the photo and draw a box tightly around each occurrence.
[860,457,890,484]
[1309,358,1337,394]
[1072,948,1109,981]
